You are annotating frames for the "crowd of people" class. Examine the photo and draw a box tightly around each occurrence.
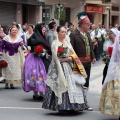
[0,15,120,119]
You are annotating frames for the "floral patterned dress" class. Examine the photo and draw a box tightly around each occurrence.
[99,36,120,115]
[22,52,47,92]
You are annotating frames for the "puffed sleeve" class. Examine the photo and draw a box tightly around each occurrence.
[0,40,5,55]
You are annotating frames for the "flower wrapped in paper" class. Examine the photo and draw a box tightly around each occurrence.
[34,45,50,59]
[102,46,113,64]
[57,45,68,58]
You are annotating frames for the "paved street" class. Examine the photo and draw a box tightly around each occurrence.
[0,60,119,120]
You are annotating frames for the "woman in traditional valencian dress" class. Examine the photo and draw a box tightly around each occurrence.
[99,29,120,120]
[42,26,88,113]
[25,24,34,41]
[0,27,6,82]
[0,27,25,89]
[22,23,51,100]
[102,29,116,85]
[24,24,34,58]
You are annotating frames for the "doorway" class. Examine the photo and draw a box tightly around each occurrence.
[112,16,119,27]
[102,14,107,29]
[22,4,28,24]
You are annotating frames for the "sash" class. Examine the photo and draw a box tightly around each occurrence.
[70,54,86,76]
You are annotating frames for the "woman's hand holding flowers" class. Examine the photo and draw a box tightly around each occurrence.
[59,57,72,62]
[104,54,110,60]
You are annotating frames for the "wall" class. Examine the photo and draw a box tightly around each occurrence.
[111,11,120,26]
[16,4,22,24]
[43,0,85,25]
[27,5,37,24]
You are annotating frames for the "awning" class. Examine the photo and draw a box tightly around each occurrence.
[0,0,45,6]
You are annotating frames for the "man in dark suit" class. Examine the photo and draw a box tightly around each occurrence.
[70,15,96,111]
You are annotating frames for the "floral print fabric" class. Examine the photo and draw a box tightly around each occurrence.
[22,53,46,92]
[99,79,120,115]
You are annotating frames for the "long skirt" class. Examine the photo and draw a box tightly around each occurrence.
[99,79,120,115]
[42,62,88,111]
[22,53,47,92]
[42,86,88,111]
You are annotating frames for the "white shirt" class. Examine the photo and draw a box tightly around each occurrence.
[98,28,106,38]
[103,40,113,51]
[90,29,101,41]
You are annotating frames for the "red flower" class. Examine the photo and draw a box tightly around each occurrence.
[0,60,8,67]
[34,45,43,54]
[108,47,113,55]
[57,47,64,54]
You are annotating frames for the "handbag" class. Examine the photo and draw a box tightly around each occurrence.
[71,73,86,85]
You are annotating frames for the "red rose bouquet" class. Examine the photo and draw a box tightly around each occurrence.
[34,45,43,55]
[0,60,8,68]
[57,47,64,54]
[108,46,113,56]
[102,46,113,64]
[34,45,49,59]
[57,45,67,58]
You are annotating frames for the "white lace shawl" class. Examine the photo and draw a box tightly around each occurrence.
[46,35,87,104]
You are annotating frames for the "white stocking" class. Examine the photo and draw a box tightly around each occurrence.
[83,87,88,97]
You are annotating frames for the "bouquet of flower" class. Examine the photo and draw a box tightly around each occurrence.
[57,45,68,58]
[34,45,49,59]
[0,60,8,68]
[108,46,113,56]
[102,46,113,64]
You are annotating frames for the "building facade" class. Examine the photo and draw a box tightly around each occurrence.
[85,0,120,29]
[1,0,119,29]
[110,0,120,27]
[85,0,111,29]
[0,0,86,26]
[0,0,44,26]
[41,0,86,25]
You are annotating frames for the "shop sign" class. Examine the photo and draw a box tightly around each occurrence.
[85,5,104,14]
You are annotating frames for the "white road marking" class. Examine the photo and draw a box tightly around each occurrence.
[0,107,101,113]
[0,107,44,110]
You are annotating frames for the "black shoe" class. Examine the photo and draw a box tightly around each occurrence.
[33,95,43,100]
[10,84,15,89]
[33,95,40,100]
[5,83,9,89]
[39,96,43,100]
[33,95,38,100]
